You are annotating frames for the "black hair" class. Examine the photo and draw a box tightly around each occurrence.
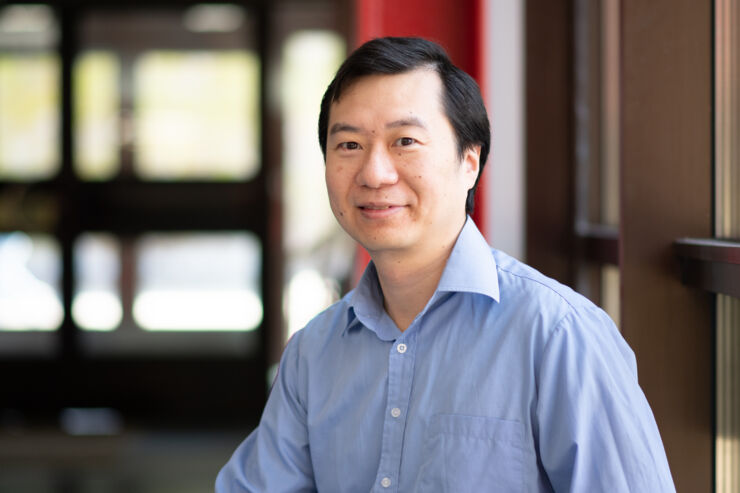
[318,36,490,215]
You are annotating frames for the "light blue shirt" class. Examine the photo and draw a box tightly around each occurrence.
[217,219,675,492]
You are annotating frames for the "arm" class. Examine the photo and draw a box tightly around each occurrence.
[216,332,316,493]
[535,307,676,492]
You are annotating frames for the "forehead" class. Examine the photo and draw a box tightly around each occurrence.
[329,68,446,122]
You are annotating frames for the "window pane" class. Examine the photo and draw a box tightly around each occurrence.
[715,1,740,490]
[73,233,122,331]
[74,51,120,180]
[600,0,620,227]
[134,50,259,180]
[716,294,740,493]
[78,7,260,182]
[134,232,262,331]
[573,0,620,228]
[281,31,352,341]
[0,54,59,180]
[0,232,62,330]
[0,5,59,181]
[79,232,261,356]
[600,264,619,327]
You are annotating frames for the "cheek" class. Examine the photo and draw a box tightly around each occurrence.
[325,171,348,215]
[326,192,346,220]
[326,176,341,194]
[325,166,342,194]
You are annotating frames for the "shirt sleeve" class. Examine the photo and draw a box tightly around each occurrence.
[216,331,316,493]
[535,306,676,492]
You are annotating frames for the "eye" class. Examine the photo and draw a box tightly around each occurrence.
[394,137,416,147]
[338,141,360,151]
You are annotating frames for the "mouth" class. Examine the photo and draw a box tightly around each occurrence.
[356,203,404,218]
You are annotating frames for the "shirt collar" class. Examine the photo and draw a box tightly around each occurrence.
[436,216,500,301]
[345,262,396,339]
[343,217,500,337]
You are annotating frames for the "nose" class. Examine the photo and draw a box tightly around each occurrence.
[355,145,399,188]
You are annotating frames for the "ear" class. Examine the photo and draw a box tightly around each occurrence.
[461,145,481,189]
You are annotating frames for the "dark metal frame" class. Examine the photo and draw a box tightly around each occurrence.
[0,0,279,428]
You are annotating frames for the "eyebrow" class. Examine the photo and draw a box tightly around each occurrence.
[329,123,361,135]
[329,117,428,136]
[385,117,427,130]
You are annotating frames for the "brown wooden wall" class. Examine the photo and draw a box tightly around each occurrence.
[620,0,714,490]
[526,0,715,490]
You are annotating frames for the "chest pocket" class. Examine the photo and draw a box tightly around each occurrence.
[414,414,525,493]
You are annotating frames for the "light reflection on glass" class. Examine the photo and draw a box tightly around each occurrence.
[0,232,62,330]
[133,51,260,181]
[73,234,122,331]
[74,51,120,180]
[133,233,262,331]
[0,5,59,180]
[0,54,59,180]
[134,289,262,331]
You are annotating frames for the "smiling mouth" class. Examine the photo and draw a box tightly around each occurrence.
[361,205,394,210]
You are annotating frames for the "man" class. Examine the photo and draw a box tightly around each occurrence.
[217,37,675,492]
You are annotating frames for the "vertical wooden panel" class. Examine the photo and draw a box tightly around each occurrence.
[525,0,575,284]
[620,1,713,490]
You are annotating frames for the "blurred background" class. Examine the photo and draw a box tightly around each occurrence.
[0,0,737,491]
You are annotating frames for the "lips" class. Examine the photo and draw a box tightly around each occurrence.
[357,200,403,209]
[357,202,405,218]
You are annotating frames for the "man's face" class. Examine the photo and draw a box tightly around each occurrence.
[324,68,480,260]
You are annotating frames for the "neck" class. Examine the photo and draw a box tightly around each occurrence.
[371,223,465,331]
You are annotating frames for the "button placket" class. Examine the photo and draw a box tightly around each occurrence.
[374,334,417,492]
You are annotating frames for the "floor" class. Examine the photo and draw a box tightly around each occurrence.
[0,428,251,493]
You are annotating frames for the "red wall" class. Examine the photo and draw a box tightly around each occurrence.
[355,0,484,84]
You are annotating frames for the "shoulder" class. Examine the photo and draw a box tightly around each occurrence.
[490,248,599,335]
[492,249,592,313]
[490,249,631,363]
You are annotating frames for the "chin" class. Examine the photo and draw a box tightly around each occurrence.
[358,235,414,255]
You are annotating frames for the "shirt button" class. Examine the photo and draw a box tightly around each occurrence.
[381,477,391,488]
[391,407,401,418]
[397,343,407,354]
